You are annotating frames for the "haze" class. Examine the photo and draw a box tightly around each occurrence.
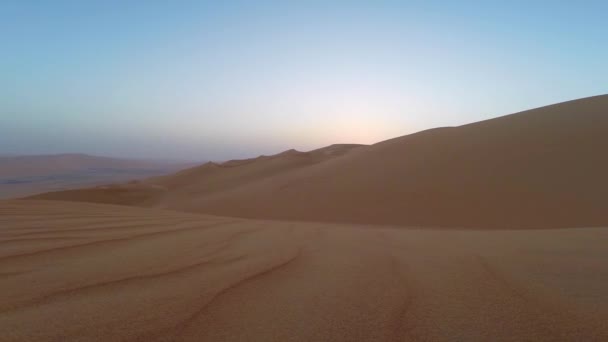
[2,1,607,160]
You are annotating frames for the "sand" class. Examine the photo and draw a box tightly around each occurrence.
[1,199,607,341]
[30,95,608,228]
[5,95,608,340]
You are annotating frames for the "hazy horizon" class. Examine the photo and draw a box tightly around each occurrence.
[2,1,607,160]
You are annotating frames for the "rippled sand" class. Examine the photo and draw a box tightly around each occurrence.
[2,200,607,341]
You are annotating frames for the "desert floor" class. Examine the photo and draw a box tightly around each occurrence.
[1,200,607,341]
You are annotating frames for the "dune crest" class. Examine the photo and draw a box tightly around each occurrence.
[29,95,608,229]
[29,144,366,210]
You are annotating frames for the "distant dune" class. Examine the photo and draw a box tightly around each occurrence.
[31,95,608,228]
[0,154,193,199]
[29,144,365,206]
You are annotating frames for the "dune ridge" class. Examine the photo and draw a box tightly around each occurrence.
[29,144,366,208]
[29,95,608,228]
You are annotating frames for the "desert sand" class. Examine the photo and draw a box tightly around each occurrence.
[31,95,608,228]
[1,200,607,341]
[3,95,608,340]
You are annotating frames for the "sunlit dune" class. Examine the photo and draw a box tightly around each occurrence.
[30,95,608,228]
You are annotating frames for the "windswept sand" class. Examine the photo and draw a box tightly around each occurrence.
[1,200,607,341]
[31,95,608,228]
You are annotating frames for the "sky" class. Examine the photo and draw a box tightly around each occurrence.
[1,1,607,161]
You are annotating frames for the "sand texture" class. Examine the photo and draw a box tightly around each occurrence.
[1,200,608,341]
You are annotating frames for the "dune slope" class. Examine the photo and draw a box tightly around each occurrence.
[172,95,608,228]
[1,199,607,341]
[29,95,608,228]
[29,144,365,207]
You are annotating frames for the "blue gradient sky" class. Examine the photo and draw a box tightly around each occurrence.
[1,1,607,161]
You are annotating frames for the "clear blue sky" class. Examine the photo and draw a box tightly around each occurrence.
[1,1,607,160]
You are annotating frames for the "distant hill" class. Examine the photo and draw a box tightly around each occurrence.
[30,95,608,228]
[28,145,365,206]
[0,154,194,199]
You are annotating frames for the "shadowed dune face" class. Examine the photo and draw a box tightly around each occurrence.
[1,200,607,341]
[29,95,608,229]
[28,144,366,209]
[151,144,365,192]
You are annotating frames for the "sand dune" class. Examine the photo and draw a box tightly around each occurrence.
[5,96,608,340]
[29,144,365,208]
[30,95,608,228]
[150,144,364,191]
[175,95,608,228]
[1,199,607,341]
